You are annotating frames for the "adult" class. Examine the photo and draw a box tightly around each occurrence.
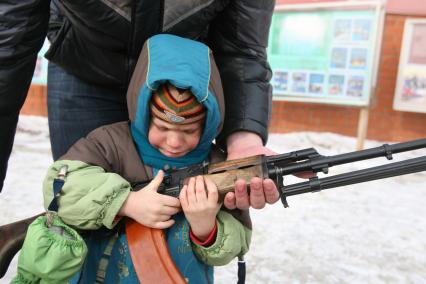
[0,0,280,209]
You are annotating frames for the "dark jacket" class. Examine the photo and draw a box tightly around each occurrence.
[0,0,274,144]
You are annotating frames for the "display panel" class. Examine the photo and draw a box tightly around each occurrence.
[393,19,426,113]
[269,3,383,106]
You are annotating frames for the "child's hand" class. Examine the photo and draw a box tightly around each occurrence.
[119,170,181,229]
[179,176,221,241]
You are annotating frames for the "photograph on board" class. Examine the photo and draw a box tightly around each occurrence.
[309,73,325,94]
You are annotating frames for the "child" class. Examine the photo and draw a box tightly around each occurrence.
[24,34,251,283]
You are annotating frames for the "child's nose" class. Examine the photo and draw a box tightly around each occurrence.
[166,131,182,148]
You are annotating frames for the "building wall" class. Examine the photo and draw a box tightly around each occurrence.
[21,85,47,116]
[385,0,426,16]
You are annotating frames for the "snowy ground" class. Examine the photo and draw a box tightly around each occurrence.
[1,115,425,284]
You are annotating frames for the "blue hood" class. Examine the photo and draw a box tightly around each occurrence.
[130,34,222,169]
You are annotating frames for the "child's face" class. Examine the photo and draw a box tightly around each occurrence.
[148,116,204,157]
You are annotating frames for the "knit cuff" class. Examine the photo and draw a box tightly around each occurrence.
[190,221,217,247]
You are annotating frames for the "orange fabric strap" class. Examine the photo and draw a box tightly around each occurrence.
[125,219,187,284]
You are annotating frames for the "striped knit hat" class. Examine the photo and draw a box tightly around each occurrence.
[150,83,206,124]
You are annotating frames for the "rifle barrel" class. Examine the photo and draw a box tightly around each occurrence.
[277,138,426,175]
[281,156,426,197]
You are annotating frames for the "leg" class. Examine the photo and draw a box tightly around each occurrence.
[47,62,128,160]
[0,56,38,192]
[0,115,19,192]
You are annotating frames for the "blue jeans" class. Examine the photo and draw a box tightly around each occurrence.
[47,63,129,160]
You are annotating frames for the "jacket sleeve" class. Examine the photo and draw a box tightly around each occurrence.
[0,0,49,190]
[208,0,275,145]
[191,211,252,266]
[0,1,49,103]
[43,160,131,230]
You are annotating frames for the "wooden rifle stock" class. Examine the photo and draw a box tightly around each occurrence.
[0,213,43,279]
[156,155,268,199]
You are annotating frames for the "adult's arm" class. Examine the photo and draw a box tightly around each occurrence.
[208,0,275,146]
[0,0,50,191]
[208,0,278,209]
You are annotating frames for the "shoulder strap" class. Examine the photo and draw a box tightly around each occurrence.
[125,219,187,284]
[47,165,68,212]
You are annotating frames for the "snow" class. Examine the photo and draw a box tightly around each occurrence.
[1,115,426,283]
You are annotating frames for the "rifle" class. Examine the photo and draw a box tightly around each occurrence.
[1,138,426,279]
[154,138,426,207]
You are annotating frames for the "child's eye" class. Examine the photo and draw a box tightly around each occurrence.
[156,125,168,131]
[184,129,198,134]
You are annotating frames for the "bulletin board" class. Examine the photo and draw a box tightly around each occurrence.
[393,19,426,113]
[269,1,384,107]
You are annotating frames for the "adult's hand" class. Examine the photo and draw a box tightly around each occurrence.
[224,131,315,210]
[224,131,279,210]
